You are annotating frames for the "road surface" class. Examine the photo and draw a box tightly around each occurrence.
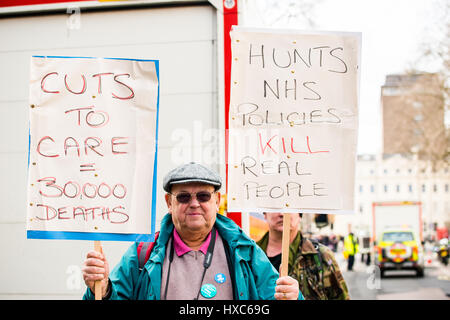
[336,252,450,300]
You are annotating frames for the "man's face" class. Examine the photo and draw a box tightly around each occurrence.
[264,212,300,233]
[165,183,220,235]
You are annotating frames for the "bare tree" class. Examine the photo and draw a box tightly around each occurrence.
[396,0,450,172]
[395,73,448,171]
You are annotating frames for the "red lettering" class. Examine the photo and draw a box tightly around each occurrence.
[73,206,86,221]
[306,136,330,154]
[259,133,278,155]
[111,205,129,224]
[36,178,127,200]
[83,183,97,199]
[63,181,81,198]
[290,137,308,154]
[64,137,80,157]
[92,72,114,94]
[35,204,57,220]
[64,74,87,94]
[101,207,111,221]
[97,183,112,198]
[41,72,60,94]
[281,137,287,154]
[57,206,70,220]
[112,74,135,100]
[40,72,138,98]
[84,137,104,157]
[37,177,63,198]
[65,107,93,126]
[257,135,329,155]
[112,184,127,199]
[111,137,128,154]
[33,204,130,224]
[86,109,109,128]
[85,207,102,220]
[37,136,59,158]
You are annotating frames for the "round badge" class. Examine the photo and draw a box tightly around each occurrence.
[200,284,217,299]
[215,273,226,284]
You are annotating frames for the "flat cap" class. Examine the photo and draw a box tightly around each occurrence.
[163,162,222,192]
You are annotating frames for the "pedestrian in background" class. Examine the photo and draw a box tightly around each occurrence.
[257,212,350,300]
[344,232,359,271]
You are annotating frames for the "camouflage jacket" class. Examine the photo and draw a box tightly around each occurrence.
[257,231,350,300]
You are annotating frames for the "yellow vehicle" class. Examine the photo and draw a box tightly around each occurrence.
[375,229,424,277]
[372,201,424,278]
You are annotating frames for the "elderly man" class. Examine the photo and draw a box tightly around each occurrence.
[82,162,302,300]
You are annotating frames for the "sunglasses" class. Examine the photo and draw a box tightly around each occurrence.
[170,191,215,204]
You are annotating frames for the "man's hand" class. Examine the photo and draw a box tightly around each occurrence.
[274,276,299,300]
[82,249,110,298]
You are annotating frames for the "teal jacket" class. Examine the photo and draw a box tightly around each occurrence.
[84,214,304,300]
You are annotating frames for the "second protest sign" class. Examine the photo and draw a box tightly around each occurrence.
[227,27,361,215]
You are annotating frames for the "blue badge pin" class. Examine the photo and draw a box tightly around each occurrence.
[200,284,217,299]
[215,273,226,284]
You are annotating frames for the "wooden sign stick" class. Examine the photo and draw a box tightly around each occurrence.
[94,240,102,300]
[280,213,291,277]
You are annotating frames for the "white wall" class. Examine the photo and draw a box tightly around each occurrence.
[0,4,219,299]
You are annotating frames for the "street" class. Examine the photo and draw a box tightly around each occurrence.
[336,252,450,300]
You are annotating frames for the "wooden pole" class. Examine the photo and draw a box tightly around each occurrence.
[94,240,102,300]
[280,214,291,277]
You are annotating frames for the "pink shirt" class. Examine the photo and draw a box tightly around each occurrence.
[161,229,233,300]
[173,228,217,256]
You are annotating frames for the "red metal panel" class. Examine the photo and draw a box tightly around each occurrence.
[0,0,91,8]
[222,0,241,226]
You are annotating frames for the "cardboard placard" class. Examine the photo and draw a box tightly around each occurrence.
[227,27,361,214]
[26,56,160,241]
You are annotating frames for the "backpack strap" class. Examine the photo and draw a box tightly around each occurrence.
[309,239,323,270]
[309,239,325,289]
[137,231,160,270]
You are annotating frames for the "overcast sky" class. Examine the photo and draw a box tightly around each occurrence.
[241,0,445,155]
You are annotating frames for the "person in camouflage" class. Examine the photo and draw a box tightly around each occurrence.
[257,213,350,300]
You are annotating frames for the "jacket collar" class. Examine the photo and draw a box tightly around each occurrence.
[148,213,254,265]
[148,214,173,265]
[299,234,318,255]
[215,214,254,248]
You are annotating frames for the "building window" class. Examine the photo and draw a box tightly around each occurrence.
[396,185,400,193]
[359,185,363,193]
[384,185,388,193]
[408,184,413,193]
[445,184,449,192]
[384,169,388,174]
[370,185,374,193]
[433,184,437,192]
[422,184,426,192]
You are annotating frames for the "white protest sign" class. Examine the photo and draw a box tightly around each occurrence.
[227,27,361,214]
[26,56,160,241]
